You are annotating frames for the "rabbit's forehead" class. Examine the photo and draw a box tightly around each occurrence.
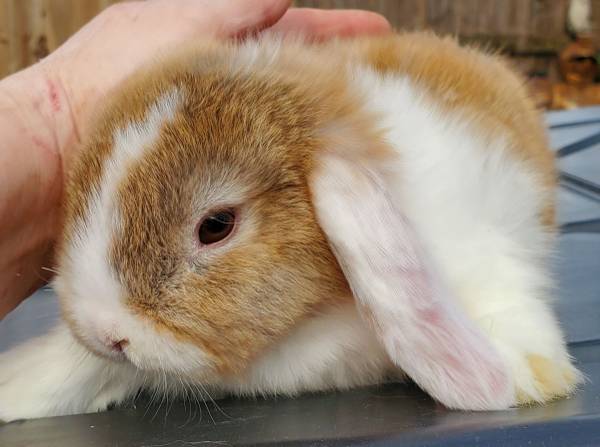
[60,87,186,300]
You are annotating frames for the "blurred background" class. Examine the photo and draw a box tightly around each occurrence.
[2,0,600,109]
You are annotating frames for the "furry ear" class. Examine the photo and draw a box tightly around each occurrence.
[310,151,515,410]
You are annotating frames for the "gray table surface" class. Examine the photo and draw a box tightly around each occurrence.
[1,107,599,446]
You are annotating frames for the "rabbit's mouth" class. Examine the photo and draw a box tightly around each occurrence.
[79,314,214,377]
[56,282,215,378]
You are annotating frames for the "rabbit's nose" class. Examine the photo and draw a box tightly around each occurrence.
[109,338,129,353]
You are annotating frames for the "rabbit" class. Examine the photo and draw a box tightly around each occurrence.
[0,33,581,422]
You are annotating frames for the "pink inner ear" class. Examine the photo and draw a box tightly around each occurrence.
[311,155,514,411]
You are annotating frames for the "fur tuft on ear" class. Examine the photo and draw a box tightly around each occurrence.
[310,151,515,410]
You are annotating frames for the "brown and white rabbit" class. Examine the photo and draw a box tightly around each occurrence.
[0,33,580,421]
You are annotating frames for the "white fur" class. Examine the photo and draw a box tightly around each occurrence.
[312,154,514,410]
[0,322,140,421]
[310,66,578,408]
[231,36,282,71]
[219,304,395,396]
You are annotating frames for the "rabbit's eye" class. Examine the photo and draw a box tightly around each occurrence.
[198,209,236,245]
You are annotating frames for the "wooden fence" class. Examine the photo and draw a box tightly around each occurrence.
[0,0,596,79]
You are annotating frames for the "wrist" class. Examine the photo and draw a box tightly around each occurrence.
[2,62,80,173]
[0,63,74,317]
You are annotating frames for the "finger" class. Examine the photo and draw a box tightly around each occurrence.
[270,8,391,40]
[206,0,292,38]
[146,0,291,38]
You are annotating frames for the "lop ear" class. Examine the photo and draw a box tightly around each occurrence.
[310,151,514,410]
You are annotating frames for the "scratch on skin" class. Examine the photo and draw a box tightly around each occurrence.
[31,134,52,152]
[46,78,61,113]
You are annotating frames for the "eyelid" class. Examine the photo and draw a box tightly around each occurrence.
[207,212,236,224]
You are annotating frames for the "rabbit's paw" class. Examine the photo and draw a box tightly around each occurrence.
[514,353,581,405]
[0,360,67,422]
[480,311,582,407]
[0,324,137,421]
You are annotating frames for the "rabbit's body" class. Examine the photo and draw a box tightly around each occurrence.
[0,34,579,421]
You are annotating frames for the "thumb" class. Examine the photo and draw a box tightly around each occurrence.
[175,0,292,38]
